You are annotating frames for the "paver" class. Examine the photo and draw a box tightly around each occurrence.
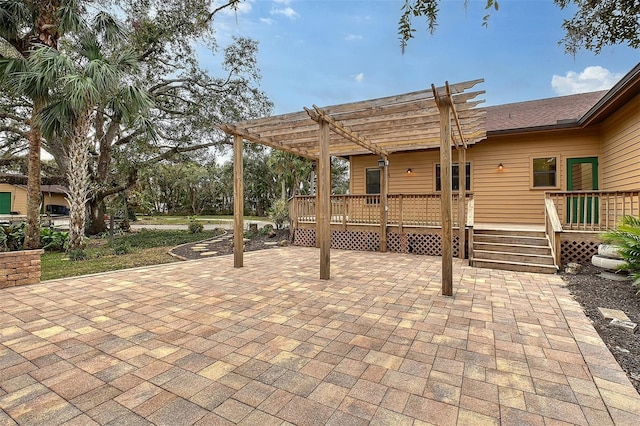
[1,247,639,425]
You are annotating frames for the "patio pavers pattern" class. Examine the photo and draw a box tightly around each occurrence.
[1,247,640,425]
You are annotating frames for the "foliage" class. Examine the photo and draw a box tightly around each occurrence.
[269,198,289,230]
[112,240,131,255]
[188,219,204,234]
[40,228,68,252]
[0,223,25,251]
[67,248,88,261]
[398,0,639,54]
[556,0,640,54]
[603,215,640,294]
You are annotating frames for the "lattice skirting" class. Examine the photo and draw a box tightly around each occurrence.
[561,240,600,265]
[293,228,458,257]
[387,232,459,257]
[293,228,316,247]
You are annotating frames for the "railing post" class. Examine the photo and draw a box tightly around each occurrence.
[342,195,347,230]
[380,157,388,253]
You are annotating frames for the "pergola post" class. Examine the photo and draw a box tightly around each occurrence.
[458,147,467,259]
[437,96,453,296]
[317,120,331,279]
[379,156,388,253]
[233,134,244,268]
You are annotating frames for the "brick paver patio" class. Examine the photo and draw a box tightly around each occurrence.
[1,247,640,425]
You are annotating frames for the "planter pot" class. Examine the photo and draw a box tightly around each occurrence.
[0,249,44,289]
[591,254,626,271]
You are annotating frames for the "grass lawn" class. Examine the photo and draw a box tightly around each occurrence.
[41,229,223,281]
[134,215,267,226]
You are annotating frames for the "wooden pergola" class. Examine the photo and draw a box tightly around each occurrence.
[220,79,485,295]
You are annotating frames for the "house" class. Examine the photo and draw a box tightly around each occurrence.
[222,62,640,275]
[0,182,69,216]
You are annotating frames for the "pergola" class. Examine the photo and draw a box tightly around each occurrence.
[220,79,486,295]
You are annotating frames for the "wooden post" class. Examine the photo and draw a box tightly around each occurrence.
[458,147,466,259]
[380,157,388,252]
[233,134,244,268]
[438,96,453,296]
[317,120,331,280]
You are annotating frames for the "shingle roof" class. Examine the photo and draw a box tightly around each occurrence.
[486,90,607,132]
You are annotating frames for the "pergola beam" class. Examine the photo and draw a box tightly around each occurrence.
[305,106,390,158]
[220,123,317,160]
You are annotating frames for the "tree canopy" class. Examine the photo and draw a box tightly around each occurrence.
[398,0,640,54]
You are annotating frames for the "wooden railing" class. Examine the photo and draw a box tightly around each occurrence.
[290,193,473,228]
[544,198,562,267]
[546,190,640,231]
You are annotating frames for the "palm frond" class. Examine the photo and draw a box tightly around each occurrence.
[93,11,127,44]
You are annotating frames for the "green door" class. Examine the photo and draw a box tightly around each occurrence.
[0,192,11,214]
[566,157,599,224]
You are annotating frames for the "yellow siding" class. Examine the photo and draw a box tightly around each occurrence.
[350,129,601,224]
[43,193,69,210]
[601,94,640,190]
[0,184,27,214]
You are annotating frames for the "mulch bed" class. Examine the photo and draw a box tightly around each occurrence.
[169,228,291,260]
[172,233,640,394]
[561,264,640,393]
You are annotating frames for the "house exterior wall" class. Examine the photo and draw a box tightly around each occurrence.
[0,184,27,214]
[42,193,68,210]
[600,93,640,190]
[349,129,601,224]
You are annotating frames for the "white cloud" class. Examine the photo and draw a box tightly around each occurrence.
[345,34,363,41]
[274,0,291,4]
[355,73,364,83]
[260,17,275,25]
[551,66,623,95]
[272,6,299,19]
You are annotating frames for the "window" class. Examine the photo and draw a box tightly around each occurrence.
[365,168,380,194]
[532,157,557,187]
[436,162,471,191]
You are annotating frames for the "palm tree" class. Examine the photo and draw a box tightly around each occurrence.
[29,15,153,250]
[0,0,84,249]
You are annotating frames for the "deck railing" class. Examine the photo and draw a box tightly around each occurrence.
[546,190,640,231]
[290,193,473,228]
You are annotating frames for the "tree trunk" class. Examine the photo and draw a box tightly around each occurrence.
[23,102,43,249]
[66,113,91,251]
[86,198,107,235]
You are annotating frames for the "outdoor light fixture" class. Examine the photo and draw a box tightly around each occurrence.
[406,168,413,174]
[378,158,388,168]
[498,163,504,170]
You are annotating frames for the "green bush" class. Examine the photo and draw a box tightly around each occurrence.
[112,241,131,255]
[603,215,640,293]
[0,223,25,252]
[268,199,289,230]
[188,220,204,234]
[67,248,88,261]
[40,228,68,252]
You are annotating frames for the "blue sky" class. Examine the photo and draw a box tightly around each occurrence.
[210,0,639,114]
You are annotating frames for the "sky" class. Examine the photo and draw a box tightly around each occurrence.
[208,0,640,115]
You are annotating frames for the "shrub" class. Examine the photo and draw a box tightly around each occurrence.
[67,248,88,261]
[603,215,640,293]
[112,240,131,255]
[188,220,204,234]
[40,228,68,252]
[268,199,289,230]
[0,223,25,252]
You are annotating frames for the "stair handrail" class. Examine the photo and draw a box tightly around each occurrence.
[545,198,563,268]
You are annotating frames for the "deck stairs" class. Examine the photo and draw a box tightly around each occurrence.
[471,228,558,274]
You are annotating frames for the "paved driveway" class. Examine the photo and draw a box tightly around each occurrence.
[1,248,639,425]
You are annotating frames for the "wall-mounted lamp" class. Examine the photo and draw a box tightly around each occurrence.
[311,161,316,171]
[406,168,413,175]
[378,158,388,168]
[498,163,504,170]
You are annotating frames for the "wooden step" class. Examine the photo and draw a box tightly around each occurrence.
[474,229,546,238]
[472,259,558,274]
[473,241,552,255]
[473,234,549,247]
[473,249,555,265]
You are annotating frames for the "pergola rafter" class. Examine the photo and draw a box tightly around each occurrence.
[220,78,486,294]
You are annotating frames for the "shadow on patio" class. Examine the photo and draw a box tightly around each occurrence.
[1,247,639,425]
